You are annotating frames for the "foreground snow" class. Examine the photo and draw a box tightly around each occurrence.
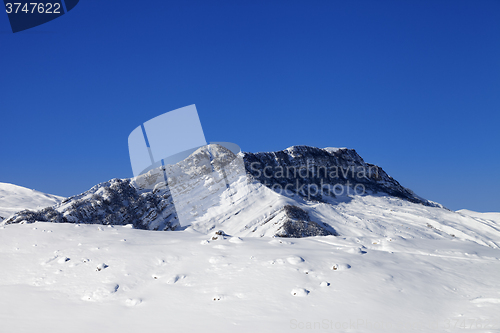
[1,222,499,333]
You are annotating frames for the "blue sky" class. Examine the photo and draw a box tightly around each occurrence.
[0,0,499,212]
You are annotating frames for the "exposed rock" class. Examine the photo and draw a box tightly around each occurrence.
[275,205,337,237]
[243,146,438,206]
[3,178,178,231]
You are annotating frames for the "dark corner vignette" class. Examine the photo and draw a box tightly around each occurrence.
[3,0,79,33]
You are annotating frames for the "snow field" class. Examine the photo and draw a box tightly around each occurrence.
[1,222,500,332]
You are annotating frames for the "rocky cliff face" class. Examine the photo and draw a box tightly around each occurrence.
[244,146,437,206]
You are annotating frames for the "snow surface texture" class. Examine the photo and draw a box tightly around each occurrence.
[0,223,499,332]
[0,182,64,222]
[1,145,500,332]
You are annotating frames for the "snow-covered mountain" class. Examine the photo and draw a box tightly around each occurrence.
[1,145,499,333]
[3,145,499,248]
[0,182,64,222]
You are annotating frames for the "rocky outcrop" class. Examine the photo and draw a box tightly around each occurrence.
[3,178,178,231]
[244,146,437,206]
[275,205,337,237]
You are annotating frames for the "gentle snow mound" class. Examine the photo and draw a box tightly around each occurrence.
[0,182,64,221]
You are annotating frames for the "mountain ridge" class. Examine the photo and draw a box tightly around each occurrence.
[243,145,440,207]
[2,145,499,249]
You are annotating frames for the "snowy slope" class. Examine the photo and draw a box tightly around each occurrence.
[457,209,500,224]
[192,181,500,249]
[0,182,64,221]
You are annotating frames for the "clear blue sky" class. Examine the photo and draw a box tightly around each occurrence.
[0,0,499,212]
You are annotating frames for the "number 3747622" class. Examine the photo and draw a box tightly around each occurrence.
[5,3,61,14]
